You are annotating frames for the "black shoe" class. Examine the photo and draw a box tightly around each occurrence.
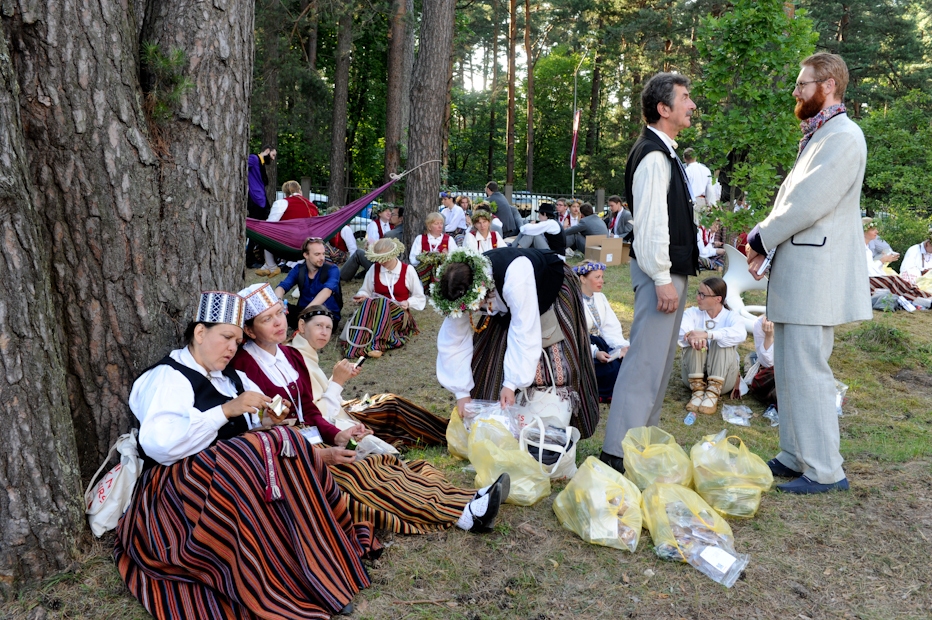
[475,472,511,503]
[337,602,354,615]
[279,263,292,273]
[247,261,263,269]
[777,475,849,494]
[599,451,625,474]
[767,458,802,478]
[470,481,503,533]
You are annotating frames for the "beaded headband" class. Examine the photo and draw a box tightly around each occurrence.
[299,307,335,322]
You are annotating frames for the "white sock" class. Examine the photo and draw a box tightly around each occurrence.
[455,494,490,530]
[475,482,493,497]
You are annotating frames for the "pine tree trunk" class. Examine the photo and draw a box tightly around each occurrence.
[524,0,534,192]
[399,0,415,164]
[304,0,319,71]
[487,0,499,182]
[259,0,281,199]
[0,24,83,598]
[328,3,353,208]
[505,0,518,185]
[383,0,407,201]
[405,0,456,251]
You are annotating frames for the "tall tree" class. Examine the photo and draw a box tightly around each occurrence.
[258,0,281,200]
[505,0,518,186]
[328,2,354,207]
[524,0,535,191]
[405,0,456,249]
[487,0,500,181]
[383,0,410,201]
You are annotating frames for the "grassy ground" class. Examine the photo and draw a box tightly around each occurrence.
[5,260,932,619]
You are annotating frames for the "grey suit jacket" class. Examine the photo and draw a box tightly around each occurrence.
[565,214,609,238]
[758,114,871,326]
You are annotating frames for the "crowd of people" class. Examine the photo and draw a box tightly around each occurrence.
[112,51,921,618]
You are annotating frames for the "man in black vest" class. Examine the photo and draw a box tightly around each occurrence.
[600,72,699,474]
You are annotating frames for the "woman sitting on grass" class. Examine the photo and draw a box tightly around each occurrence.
[410,212,457,287]
[464,208,507,253]
[574,261,629,403]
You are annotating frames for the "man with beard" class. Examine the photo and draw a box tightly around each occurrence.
[746,53,870,494]
[599,72,699,474]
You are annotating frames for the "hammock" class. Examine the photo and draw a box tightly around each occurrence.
[246,178,399,261]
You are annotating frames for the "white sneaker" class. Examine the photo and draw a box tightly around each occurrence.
[897,296,916,312]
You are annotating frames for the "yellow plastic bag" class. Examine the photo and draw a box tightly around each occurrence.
[690,430,773,518]
[468,418,550,506]
[641,483,749,587]
[446,407,469,460]
[553,456,642,552]
[622,426,693,490]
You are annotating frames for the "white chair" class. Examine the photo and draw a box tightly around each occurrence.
[722,244,767,332]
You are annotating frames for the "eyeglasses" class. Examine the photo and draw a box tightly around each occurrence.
[794,79,827,90]
[696,291,720,299]
[303,237,324,247]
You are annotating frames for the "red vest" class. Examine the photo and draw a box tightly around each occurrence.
[281,195,318,221]
[420,234,450,253]
[373,263,411,301]
[332,230,348,252]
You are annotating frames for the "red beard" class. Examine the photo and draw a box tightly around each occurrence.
[795,85,828,121]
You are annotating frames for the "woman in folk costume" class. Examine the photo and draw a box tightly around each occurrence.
[325,225,359,265]
[464,209,507,253]
[410,212,458,287]
[678,277,747,415]
[115,291,376,619]
[234,286,508,536]
[574,261,630,403]
[291,305,449,447]
[344,238,425,358]
[433,247,600,438]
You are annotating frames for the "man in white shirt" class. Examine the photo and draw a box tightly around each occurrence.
[440,192,467,234]
[600,72,699,474]
[683,148,715,211]
[514,203,567,258]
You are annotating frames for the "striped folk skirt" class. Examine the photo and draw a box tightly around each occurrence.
[342,296,418,358]
[469,265,601,438]
[325,244,349,265]
[341,393,448,446]
[114,428,378,620]
[869,275,932,302]
[330,454,474,534]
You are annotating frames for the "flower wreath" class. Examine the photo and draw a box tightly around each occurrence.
[428,248,495,318]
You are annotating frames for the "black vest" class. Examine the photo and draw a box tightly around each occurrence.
[543,225,567,256]
[485,247,565,314]
[138,356,248,469]
[624,127,698,277]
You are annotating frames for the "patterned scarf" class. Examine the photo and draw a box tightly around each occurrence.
[799,103,846,155]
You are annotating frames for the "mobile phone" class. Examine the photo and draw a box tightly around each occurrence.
[353,356,366,369]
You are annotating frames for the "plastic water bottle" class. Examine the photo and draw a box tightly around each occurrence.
[683,411,697,425]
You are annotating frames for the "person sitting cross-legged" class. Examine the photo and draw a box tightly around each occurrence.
[575,261,629,403]
[275,236,342,331]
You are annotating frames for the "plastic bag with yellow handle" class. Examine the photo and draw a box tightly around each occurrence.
[553,456,642,552]
[641,483,749,587]
[622,426,693,490]
[468,417,550,506]
[446,407,470,460]
[690,430,774,518]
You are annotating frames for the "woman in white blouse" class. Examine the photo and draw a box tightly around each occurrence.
[863,218,898,276]
[678,277,747,415]
[575,261,629,403]
[345,238,425,358]
[464,208,507,253]
[410,212,457,286]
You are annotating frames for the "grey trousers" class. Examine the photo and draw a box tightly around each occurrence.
[603,259,688,458]
[680,344,739,390]
[567,233,587,252]
[340,249,372,281]
[514,233,551,251]
[773,323,845,484]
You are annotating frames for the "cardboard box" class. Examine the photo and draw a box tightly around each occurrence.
[584,235,630,266]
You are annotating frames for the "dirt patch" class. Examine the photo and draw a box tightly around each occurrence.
[893,368,932,399]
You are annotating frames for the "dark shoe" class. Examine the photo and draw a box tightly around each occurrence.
[599,451,625,474]
[495,472,510,503]
[279,264,292,274]
[470,481,502,533]
[777,475,849,495]
[767,458,802,478]
[337,602,354,615]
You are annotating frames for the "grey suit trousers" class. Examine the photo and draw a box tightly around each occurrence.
[340,249,372,281]
[603,259,688,457]
[773,323,845,483]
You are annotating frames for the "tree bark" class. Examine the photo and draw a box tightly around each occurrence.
[304,0,319,71]
[399,0,415,167]
[383,0,408,201]
[505,0,518,185]
[524,0,534,192]
[328,3,354,208]
[405,0,456,251]
[0,24,83,598]
[487,0,499,182]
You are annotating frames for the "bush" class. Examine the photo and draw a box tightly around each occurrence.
[875,205,932,271]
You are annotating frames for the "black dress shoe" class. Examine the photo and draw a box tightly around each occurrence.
[470,481,502,533]
[767,458,802,478]
[599,451,625,474]
[337,602,354,615]
[777,475,849,494]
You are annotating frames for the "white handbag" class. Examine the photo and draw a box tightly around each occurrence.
[84,429,143,537]
[518,353,572,430]
[519,417,579,480]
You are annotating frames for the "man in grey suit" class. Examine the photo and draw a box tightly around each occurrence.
[600,73,698,474]
[564,203,609,252]
[746,53,870,494]
[485,181,520,237]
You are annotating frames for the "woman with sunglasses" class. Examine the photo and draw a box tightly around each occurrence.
[678,277,746,415]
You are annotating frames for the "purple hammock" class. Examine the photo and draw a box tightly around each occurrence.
[246,178,398,261]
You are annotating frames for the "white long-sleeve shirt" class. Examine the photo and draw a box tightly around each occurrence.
[900,241,932,279]
[355,260,426,311]
[436,257,541,399]
[464,230,506,253]
[443,205,468,232]
[519,219,561,236]
[268,198,289,222]
[582,292,629,358]
[336,225,358,255]
[366,219,394,245]
[241,341,311,423]
[865,245,888,276]
[678,306,747,349]
[409,233,457,265]
[685,161,714,203]
[130,347,262,466]
[752,316,774,368]
[632,126,679,286]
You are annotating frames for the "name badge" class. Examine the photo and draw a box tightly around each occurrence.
[299,426,323,445]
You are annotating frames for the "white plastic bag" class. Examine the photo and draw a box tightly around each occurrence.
[516,354,572,430]
[84,429,143,537]
[519,417,579,480]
